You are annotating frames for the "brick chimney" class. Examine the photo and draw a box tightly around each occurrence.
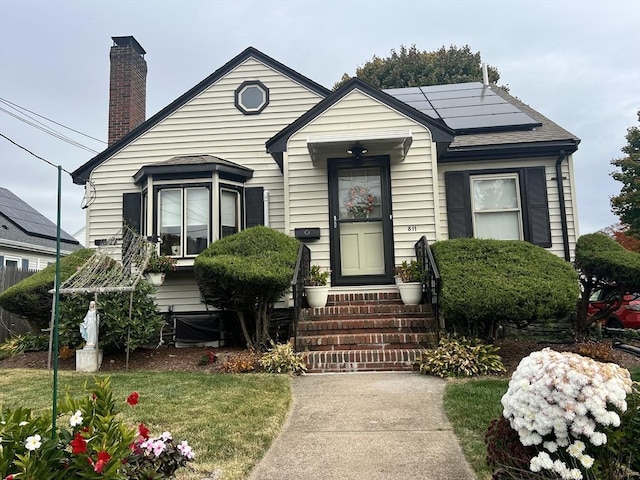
[108,36,147,146]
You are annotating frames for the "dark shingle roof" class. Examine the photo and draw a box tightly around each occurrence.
[0,188,81,251]
[449,85,580,148]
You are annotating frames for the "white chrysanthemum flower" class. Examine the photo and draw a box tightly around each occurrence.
[579,454,594,469]
[19,421,28,426]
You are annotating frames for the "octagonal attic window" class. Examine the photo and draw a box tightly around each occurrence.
[235,80,269,115]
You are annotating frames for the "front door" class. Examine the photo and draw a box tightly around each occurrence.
[328,156,394,286]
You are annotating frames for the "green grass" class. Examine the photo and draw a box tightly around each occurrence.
[445,364,640,480]
[0,369,291,480]
[444,378,508,480]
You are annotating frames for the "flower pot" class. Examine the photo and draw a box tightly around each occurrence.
[304,285,329,308]
[145,272,166,286]
[397,282,422,305]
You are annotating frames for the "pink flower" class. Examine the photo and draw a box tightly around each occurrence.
[151,439,166,457]
[177,440,195,459]
[89,450,111,473]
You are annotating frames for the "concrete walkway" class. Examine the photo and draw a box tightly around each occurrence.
[248,372,477,480]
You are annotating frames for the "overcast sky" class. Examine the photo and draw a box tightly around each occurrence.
[1,0,638,241]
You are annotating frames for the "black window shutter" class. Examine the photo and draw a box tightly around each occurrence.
[21,259,29,270]
[522,167,552,248]
[445,172,473,238]
[0,256,4,267]
[245,187,264,228]
[122,192,142,233]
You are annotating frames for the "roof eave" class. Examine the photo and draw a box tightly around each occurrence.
[265,78,455,157]
[440,139,580,163]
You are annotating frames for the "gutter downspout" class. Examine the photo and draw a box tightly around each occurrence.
[555,150,571,262]
[263,189,270,227]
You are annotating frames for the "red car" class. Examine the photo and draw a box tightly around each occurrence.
[588,288,640,329]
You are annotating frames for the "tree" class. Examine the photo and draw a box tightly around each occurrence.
[610,110,640,236]
[194,227,300,350]
[599,223,640,252]
[574,233,640,339]
[333,44,500,90]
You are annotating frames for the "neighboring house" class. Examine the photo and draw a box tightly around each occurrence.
[72,36,580,318]
[0,187,82,270]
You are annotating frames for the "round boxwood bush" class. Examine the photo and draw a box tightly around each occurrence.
[431,239,579,336]
[194,226,300,349]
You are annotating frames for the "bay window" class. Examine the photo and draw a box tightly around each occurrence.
[158,186,210,257]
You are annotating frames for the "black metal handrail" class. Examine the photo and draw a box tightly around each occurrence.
[415,236,441,327]
[291,243,311,350]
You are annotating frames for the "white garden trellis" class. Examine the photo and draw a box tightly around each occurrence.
[49,226,155,369]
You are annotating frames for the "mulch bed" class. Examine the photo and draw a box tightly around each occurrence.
[1,339,639,376]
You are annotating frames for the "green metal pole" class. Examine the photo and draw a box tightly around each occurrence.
[51,165,62,438]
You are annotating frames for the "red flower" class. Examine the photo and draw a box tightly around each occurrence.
[126,391,139,406]
[89,450,111,473]
[6,475,15,480]
[137,422,150,439]
[70,432,87,454]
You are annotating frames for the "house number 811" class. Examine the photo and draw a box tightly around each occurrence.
[408,226,417,232]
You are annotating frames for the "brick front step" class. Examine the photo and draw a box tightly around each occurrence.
[302,303,432,319]
[303,349,423,373]
[297,317,434,335]
[325,291,403,306]
[297,332,434,350]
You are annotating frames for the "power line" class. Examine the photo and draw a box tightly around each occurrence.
[0,97,106,144]
[0,132,97,208]
[0,107,99,154]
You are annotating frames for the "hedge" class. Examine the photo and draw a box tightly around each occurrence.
[575,233,640,289]
[431,239,579,335]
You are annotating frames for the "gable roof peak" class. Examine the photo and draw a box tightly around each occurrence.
[72,44,330,185]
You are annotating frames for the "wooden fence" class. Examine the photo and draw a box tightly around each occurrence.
[0,267,37,342]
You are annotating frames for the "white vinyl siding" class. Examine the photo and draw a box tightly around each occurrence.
[286,89,439,272]
[88,58,323,312]
[438,156,578,260]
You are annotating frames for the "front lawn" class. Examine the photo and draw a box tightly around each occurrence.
[445,365,640,479]
[0,369,291,479]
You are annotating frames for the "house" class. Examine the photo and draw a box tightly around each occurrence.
[0,187,82,270]
[71,37,580,361]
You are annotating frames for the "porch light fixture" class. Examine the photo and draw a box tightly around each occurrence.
[346,143,368,159]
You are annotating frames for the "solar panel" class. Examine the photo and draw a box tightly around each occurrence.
[384,82,541,132]
[0,188,78,243]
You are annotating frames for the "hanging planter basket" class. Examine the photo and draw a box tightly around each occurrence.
[145,272,166,286]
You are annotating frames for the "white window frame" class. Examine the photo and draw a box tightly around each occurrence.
[470,173,524,240]
[3,256,21,269]
[157,185,211,258]
[220,188,241,239]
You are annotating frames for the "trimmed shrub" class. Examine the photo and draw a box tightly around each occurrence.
[431,239,579,336]
[417,335,506,377]
[575,233,640,288]
[195,226,300,349]
[57,281,164,353]
[260,342,307,375]
[574,233,640,339]
[0,249,94,329]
